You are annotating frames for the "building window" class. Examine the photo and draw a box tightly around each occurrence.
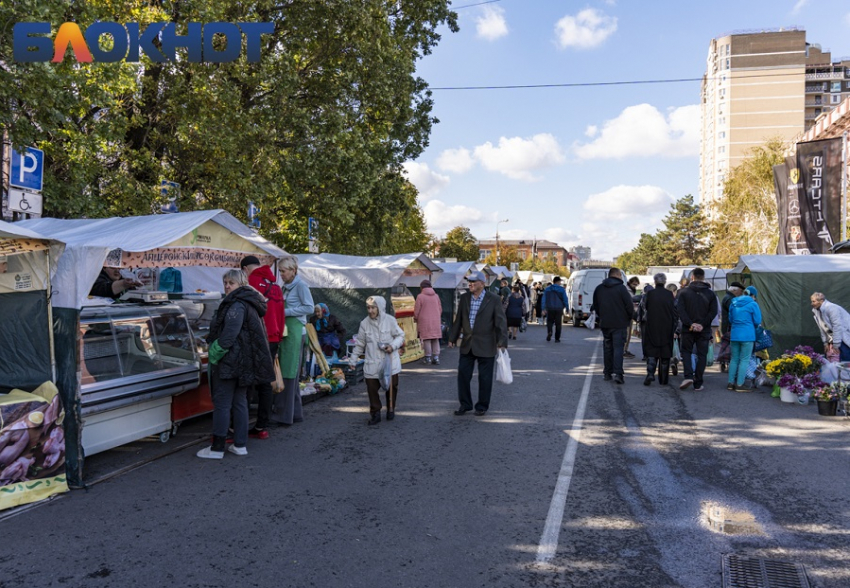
[725,44,730,56]
[719,116,726,126]
[718,131,725,139]
[831,94,841,104]
[725,58,730,70]
[718,146,725,154]
[831,81,841,93]
[478,250,488,261]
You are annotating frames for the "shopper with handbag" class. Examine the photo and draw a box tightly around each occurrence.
[349,296,405,425]
[728,286,762,391]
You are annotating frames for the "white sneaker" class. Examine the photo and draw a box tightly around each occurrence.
[228,445,248,456]
[197,446,224,459]
[679,379,693,390]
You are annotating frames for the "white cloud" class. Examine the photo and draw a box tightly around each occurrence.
[573,103,700,160]
[791,0,810,15]
[555,8,617,50]
[584,125,598,138]
[423,200,492,233]
[583,185,674,222]
[473,133,566,181]
[436,148,475,174]
[476,6,509,41]
[580,185,674,258]
[402,162,449,201]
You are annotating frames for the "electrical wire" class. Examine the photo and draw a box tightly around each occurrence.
[430,71,831,91]
[452,0,503,9]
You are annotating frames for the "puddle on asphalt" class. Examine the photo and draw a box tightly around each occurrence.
[702,501,764,535]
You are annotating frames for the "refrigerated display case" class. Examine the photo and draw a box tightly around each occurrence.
[79,304,200,455]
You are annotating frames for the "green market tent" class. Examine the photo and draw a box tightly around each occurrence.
[726,255,850,355]
[295,253,442,338]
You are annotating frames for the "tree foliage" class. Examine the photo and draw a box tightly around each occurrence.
[437,225,479,261]
[709,138,785,265]
[518,256,564,275]
[0,0,458,254]
[482,245,520,268]
[615,195,711,273]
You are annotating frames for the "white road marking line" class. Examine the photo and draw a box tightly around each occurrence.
[535,337,600,564]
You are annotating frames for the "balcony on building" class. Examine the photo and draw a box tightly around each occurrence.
[806,83,827,93]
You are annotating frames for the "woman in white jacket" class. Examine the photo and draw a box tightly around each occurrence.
[349,295,405,425]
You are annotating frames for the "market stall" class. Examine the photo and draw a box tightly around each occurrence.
[295,252,442,363]
[726,255,850,355]
[474,264,499,288]
[0,221,68,510]
[17,210,286,486]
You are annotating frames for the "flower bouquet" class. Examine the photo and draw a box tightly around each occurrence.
[812,381,848,402]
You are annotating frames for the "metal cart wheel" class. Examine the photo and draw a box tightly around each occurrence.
[159,431,171,443]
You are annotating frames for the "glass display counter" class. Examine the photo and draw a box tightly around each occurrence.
[79,304,201,455]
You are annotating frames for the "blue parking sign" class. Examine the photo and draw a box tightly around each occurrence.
[10,147,44,192]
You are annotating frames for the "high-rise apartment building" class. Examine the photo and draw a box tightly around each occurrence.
[699,28,850,219]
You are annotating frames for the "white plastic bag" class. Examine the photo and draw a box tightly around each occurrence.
[495,349,513,384]
[585,311,597,330]
[380,353,393,391]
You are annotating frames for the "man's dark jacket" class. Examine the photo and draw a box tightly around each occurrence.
[449,291,508,357]
[592,277,633,329]
[676,281,718,333]
[720,290,735,335]
[89,269,122,299]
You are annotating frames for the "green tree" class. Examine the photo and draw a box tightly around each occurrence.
[709,138,785,265]
[1,0,457,254]
[617,233,665,274]
[437,226,479,261]
[659,195,711,265]
[519,256,563,275]
[483,245,520,267]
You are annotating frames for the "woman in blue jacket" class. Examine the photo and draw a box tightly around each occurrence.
[727,286,762,391]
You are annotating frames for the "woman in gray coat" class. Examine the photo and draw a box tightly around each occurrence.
[271,255,314,426]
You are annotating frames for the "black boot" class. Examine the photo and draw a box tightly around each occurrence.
[659,359,670,385]
[644,357,658,385]
[367,412,381,426]
[671,359,678,376]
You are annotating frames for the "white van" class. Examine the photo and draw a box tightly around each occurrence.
[566,269,609,327]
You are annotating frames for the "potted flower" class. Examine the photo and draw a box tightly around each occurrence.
[798,373,825,404]
[775,373,804,403]
[811,381,846,416]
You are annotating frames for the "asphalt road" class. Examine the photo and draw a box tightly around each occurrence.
[2,322,849,588]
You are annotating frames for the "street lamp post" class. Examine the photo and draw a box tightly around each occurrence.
[496,218,509,265]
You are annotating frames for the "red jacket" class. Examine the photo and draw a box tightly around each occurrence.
[248,265,286,342]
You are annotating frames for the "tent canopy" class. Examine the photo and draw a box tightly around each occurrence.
[0,221,63,390]
[432,261,476,289]
[726,255,850,355]
[296,252,441,289]
[17,210,286,309]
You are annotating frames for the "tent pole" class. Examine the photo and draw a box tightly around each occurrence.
[843,131,848,243]
[47,249,57,382]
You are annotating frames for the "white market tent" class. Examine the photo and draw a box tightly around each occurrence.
[432,260,476,289]
[474,264,499,286]
[18,210,286,310]
[295,252,441,289]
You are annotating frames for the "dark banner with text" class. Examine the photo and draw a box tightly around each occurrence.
[796,138,843,254]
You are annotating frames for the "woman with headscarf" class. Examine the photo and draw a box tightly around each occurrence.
[197,269,274,459]
[349,296,405,425]
[642,274,678,386]
[309,303,346,357]
[727,285,762,391]
[272,255,314,426]
[414,279,443,365]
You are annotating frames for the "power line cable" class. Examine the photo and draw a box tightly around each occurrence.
[452,0,503,9]
[430,71,828,91]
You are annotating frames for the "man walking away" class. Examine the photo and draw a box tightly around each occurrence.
[642,274,677,386]
[592,268,634,384]
[811,292,850,361]
[624,276,641,359]
[676,268,718,391]
[542,276,569,342]
[448,271,508,416]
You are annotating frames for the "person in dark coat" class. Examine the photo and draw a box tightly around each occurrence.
[505,286,525,340]
[642,274,678,386]
[198,269,275,459]
[718,281,744,373]
[591,268,634,384]
[542,276,569,342]
[675,267,718,392]
[89,266,141,299]
[448,271,508,416]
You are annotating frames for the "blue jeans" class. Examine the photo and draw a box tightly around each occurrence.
[728,341,754,386]
[457,352,495,412]
[601,327,628,377]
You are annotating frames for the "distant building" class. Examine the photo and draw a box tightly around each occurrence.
[569,245,592,261]
[699,27,850,219]
[477,239,568,266]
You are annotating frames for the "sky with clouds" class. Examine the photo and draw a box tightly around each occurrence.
[404,0,850,259]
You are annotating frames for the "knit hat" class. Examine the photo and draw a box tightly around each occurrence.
[744,286,758,298]
[240,255,261,269]
[420,279,432,289]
